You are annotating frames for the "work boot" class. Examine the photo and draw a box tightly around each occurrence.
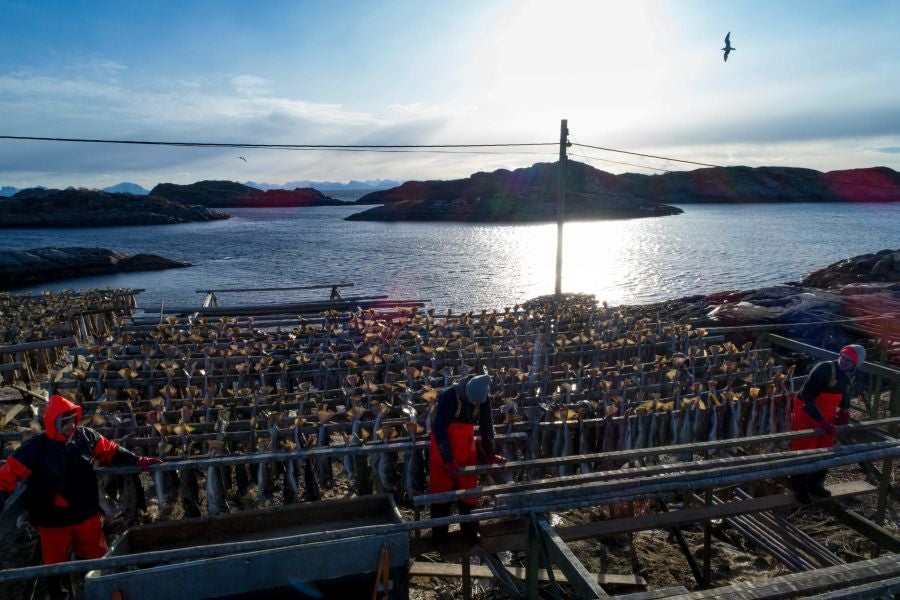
[430,503,451,545]
[458,502,481,545]
[809,470,832,498]
[790,475,812,504]
[45,575,71,600]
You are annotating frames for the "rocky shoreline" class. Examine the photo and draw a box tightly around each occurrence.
[0,247,191,290]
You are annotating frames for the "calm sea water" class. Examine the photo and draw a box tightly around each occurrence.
[1,203,898,312]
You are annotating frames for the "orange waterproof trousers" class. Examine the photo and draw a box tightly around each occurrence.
[429,423,478,506]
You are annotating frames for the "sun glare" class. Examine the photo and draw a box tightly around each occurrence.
[466,1,673,139]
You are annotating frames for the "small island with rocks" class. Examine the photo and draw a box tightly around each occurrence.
[149,180,347,208]
[0,188,230,228]
[346,162,900,223]
[0,247,191,290]
[347,161,682,222]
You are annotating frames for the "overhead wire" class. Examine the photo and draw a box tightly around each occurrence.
[0,135,557,151]
[2,132,897,191]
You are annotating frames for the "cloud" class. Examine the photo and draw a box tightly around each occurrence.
[0,66,467,187]
[230,74,272,97]
[866,146,900,154]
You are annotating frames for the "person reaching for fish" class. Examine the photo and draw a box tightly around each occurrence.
[429,374,505,546]
[788,344,864,504]
[0,394,161,600]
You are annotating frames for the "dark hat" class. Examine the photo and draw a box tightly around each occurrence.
[465,374,491,405]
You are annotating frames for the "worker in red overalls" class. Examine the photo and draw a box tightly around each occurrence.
[429,374,506,545]
[0,394,160,599]
[789,344,865,504]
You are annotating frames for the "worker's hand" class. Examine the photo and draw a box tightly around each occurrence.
[817,419,837,436]
[443,460,461,478]
[488,454,507,465]
[834,408,851,426]
[137,456,162,472]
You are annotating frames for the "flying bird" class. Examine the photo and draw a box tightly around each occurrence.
[237,156,247,162]
[722,32,735,62]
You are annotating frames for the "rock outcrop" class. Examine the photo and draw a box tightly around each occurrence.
[348,161,682,222]
[614,166,900,203]
[0,248,191,290]
[149,180,346,207]
[0,188,230,227]
[799,249,900,288]
[611,249,899,360]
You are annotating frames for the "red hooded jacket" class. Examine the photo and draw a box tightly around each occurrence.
[0,395,140,527]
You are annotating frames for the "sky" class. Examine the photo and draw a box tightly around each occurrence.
[1,0,899,190]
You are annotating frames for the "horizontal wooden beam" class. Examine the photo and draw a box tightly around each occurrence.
[408,561,646,587]
[614,588,690,600]
[0,337,77,353]
[479,481,875,554]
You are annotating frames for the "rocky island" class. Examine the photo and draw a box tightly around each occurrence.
[347,162,900,223]
[0,247,191,290]
[150,180,346,208]
[347,161,682,222]
[612,165,900,203]
[0,188,229,227]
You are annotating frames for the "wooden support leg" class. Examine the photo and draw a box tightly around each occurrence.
[875,382,900,536]
[703,488,713,587]
[461,553,471,600]
[526,515,540,599]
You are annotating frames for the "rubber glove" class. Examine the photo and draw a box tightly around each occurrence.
[816,419,837,436]
[137,456,162,472]
[834,408,851,426]
[489,454,507,465]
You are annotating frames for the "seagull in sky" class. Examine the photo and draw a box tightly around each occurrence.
[237,156,247,162]
[722,32,735,62]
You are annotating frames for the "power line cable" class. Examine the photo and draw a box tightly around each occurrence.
[0,135,556,150]
[568,137,672,174]
[571,142,718,168]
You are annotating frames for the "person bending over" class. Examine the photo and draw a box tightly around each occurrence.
[789,344,865,504]
[429,374,506,545]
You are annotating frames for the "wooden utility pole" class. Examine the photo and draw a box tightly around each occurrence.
[554,119,569,299]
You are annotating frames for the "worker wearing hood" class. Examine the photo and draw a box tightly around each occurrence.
[0,394,160,599]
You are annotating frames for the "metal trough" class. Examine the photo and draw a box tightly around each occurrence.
[84,494,408,599]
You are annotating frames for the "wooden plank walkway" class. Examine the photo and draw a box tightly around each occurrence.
[408,561,647,588]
